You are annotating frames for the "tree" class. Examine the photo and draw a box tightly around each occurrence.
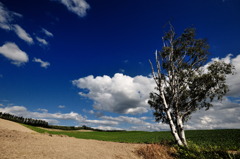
[148,25,234,147]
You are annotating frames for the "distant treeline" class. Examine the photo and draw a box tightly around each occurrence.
[0,112,48,127]
[47,125,91,131]
[0,112,125,132]
[47,124,125,132]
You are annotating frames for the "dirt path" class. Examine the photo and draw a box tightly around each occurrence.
[0,119,142,159]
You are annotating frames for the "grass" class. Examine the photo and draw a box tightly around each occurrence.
[23,124,240,158]
[186,129,240,151]
[22,124,174,143]
[23,124,240,151]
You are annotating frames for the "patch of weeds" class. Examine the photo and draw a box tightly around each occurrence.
[136,143,176,159]
[176,143,240,159]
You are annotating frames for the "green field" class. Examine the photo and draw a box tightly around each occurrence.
[21,124,240,158]
[23,124,240,151]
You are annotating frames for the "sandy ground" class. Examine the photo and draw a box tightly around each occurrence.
[0,118,142,159]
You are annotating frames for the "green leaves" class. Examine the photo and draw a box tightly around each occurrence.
[149,25,234,124]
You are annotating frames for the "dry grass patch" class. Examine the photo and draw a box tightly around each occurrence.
[136,144,176,159]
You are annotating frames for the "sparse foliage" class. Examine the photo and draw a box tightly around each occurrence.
[148,25,234,147]
[0,112,49,127]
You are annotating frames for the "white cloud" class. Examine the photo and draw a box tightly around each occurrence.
[56,0,90,17]
[205,54,240,97]
[33,57,50,68]
[0,42,29,66]
[186,97,240,130]
[58,105,65,109]
[101,115,147,125]
[73,73,155,114]
[0,2,34,45]
[0,106,86,123]
[42,28,53,37]
[0,105,120,128]
[140,116,149,120]
[130,123,170,132]
[1,101,239,131]
[99,115,171,131]
[0,2,22,31]
[85,120,118,126]
[226,54,240,97]
[85,109,104,117]
[13,24,34,44]
[0,2,12,30]
[36,37,48,45]
[37,108,48,113]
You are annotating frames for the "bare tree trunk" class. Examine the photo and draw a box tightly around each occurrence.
[161,89,184,146]
[162,93,185,146]
[176,116,187,146]
[166,110,184,146]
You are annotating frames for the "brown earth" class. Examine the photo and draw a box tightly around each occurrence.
[0,118,175,159]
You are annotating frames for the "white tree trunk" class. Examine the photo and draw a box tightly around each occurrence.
[160,88,184,146]
[166,110,184,146]
[177,116,187,146]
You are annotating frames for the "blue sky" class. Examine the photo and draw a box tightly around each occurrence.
[0,0,240,131]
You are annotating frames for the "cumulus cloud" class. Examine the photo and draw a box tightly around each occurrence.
[0,105,86,123]
[0,42,29,66]
[0,2,22,30]
[186,97,240,130]
[36,37,48,45]
[33,57,50,68]
[204,54,240,97]
[226,55,240,97]
[56,0,90,17]
[42,28,53,37]
[73,73,155,114]
[13,24,34,44]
